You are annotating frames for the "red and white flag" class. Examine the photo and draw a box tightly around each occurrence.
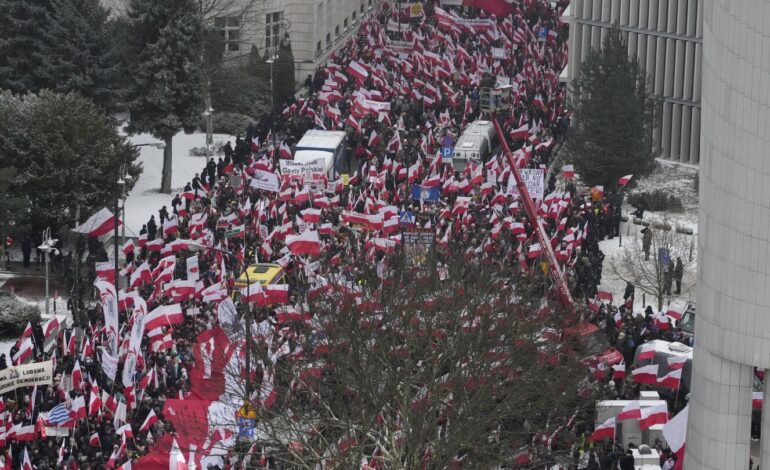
[639,403,668,430]
[637,342,657,361]
[562,165,574,180]
[589,417,615,442]
[169,438,188,470]
[144,304,184,331]
[618,174,633,186]
[76,208,121,237]
[631,364,659,385]
[611,362,626,380]
[616,400,641,421]
[90,432,101,447]
[667,355,688,370]
[22,448,33,470]
[140,409,158,432]
[662,405,688,470]
[346,60,369,82]
[13,337,34,365]
[657,368,682,390]
[666,308,683,321]
[287,230,321,256]
[301,208,321,224]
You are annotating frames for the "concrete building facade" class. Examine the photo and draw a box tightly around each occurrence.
[103,0,379,85]
[567,0,703,164]
[686,0,770,468]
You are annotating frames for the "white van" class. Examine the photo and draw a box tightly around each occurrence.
[452,120,499,172]
[284,130,349,189]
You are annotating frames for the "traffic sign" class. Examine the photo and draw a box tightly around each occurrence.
[441,146,454,163]
[538,26,548,41]
[399,211,415,225]
[238,417,255,438]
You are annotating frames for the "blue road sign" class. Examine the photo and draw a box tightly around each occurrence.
[238,417,255,438]
[441,146,454,163]
[399,211,415,225]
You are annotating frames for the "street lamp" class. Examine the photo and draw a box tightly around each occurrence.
[118,164,133,247]
[265,54,279,111]
[37,227,59,317]
[202,103,214,151]
[188,241,254,397]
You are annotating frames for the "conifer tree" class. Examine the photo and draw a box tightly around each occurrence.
[124,0,203,193]
[567,28,657,188]
[0,0,55,93]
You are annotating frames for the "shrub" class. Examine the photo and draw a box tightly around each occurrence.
[626,190,684,212]
[189,146,220,157]
[0,292,41,337]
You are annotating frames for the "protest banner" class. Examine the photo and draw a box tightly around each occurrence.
[0,360,53,395]
[250,169,280,192]
[507,168,545,201]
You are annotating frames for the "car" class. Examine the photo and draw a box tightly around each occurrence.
[234,263,287,289]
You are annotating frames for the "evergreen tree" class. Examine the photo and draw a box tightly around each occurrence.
[0,0,55,93]
[42,0,122,113]
[124,0,203,194]
[567,28,657,188]
[0,90,141,231]
[272,37,296,110]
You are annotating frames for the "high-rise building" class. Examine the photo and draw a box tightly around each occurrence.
[102,0,379,85]
[686,0,770,468]
[566,0,703,165]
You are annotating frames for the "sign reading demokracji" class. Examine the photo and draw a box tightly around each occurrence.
[0,360,53,394]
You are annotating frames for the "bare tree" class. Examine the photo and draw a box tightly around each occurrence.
[611,225,695,311]
[207,253,600,469]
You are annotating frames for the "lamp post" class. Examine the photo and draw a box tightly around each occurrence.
[189,242,253,397]
[266,54,278,111]
[37,227,59,317]
[117,164,133,248]
[202,102,214,151]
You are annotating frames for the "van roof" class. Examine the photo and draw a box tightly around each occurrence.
[296,130,346,150]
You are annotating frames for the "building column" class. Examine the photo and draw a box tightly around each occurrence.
[679,106,691,163]
[638,0,648,29]
[670,104,682,161]
[673,40,685,98]
[660,101,673,158]
[685,347,753,470]
[760,369,770,467]
[689,107,700,164]
[629,0,639,26]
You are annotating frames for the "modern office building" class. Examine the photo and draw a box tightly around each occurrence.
[566,0,703,165]
[103,0,378,85]
[685,0,770,468]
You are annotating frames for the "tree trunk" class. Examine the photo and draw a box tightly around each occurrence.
[161,137,173,193]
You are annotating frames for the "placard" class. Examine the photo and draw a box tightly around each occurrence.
[280,158,327,179]
[0,361,53,394]
[250,169,280,192]
[507,168,545,201]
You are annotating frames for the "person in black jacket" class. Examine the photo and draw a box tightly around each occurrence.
[147,215,157,240]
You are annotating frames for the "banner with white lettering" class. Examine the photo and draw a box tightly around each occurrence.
[122,352,137,388]
[102,294,119,356]
[507,169,545,201]
[0,360,53,394]
[217,298,240,336]
[250,169,280,192]
[186,255,200,282]
[101,349,118,381]
[128,311,145,355]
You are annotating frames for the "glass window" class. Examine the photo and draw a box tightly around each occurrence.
[265,12,284,54]
[215,16,241,52]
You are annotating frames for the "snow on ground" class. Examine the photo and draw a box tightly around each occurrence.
[123,131,235,236]
[600,160,700,312]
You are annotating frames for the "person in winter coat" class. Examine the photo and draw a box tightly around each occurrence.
[641,228,652,260]
[673,257,684,294]
[664,262,674,296]
[147,215,158,240]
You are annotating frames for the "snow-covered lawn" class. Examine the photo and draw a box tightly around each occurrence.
[123,132,235,236]
[599,160,700,312]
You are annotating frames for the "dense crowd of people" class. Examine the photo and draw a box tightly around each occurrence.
[0,0,697,469]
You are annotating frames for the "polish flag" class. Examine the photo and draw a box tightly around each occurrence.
[144,303,184,331]
[666,308,683,321]
[527,243,542,259]
[279,142,292,159]
[655,314,672,330]
[90,432,101,447]
[122,240,135,256]
[662,405,688,470]
[70,395,86,420]
[264,284,290,305]
[163,218,178,236]
[562,165,574,180]
[616,401,641,421]
[293,186,310,204]
[131,262,152,287]
[597,291,613,303]
[509,123,529,140]
[116,423,134,439]
[637,342,657,361]
[346,60,369,82]
[657,368,682,390]
[95,261,116,283]
[13,337,34,365]
[631,364,659,385]
[753,391,764,409]
[140,409,158,432]
[287,230,321,256]
[76,208,121,237]
[169,438,189,470]
[611,362,626,380]
[301,208,321,224]
[240,282,264,303]
[667,356,688,370]
[368,130,381,147]
[618,174,634,186]
[21,321,33,339]
[639,403,668,430]
[89,389,103,416]
[43,316,60,339]
[23,448,33,470]
[589,417,615,442]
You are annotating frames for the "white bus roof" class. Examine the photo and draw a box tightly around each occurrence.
[296,130,347,151]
